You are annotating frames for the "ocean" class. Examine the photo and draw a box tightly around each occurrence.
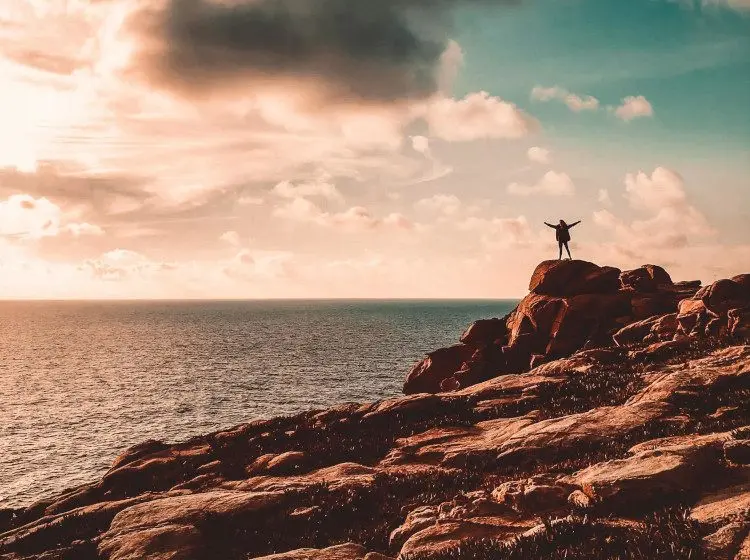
[0,299,516,508]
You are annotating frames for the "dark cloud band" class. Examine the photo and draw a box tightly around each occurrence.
[130,0,512,102]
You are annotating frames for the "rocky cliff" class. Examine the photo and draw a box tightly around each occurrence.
[2,260,750,560]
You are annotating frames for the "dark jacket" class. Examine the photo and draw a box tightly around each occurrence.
[546,221,580,243]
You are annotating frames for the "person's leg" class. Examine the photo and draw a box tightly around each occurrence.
[564,242,572,259]
[558,241,563,260]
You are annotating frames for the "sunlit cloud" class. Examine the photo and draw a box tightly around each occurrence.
[527,146,551,164]
[531,85,600,112]
[425,92,539,141]
[614,95,654,121]
[507,171,575,196]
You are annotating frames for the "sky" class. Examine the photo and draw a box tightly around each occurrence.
[0,0,748,299]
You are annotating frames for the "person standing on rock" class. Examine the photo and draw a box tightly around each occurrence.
[544,219,581,260]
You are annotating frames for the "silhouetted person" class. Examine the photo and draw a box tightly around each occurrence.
[545,219,581,260]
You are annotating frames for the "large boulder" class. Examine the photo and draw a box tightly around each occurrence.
[613,314,678,347]
[404,344,474,394]
[545,294,631,356]
[698,278,750,316]
[528,260,621,297]
[619,264,673,293]
[460,318,508,347]
[507,294,566,349]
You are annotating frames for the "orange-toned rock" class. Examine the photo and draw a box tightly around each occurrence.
[699,279,750,316]
[729,308,750,341]
[460,318,509,347]
[620,264,672,293]
[529,260,621,297]
[404,344,473,394]
[250,543,371,560]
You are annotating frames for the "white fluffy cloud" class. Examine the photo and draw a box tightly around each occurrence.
[531,86,599,112]
[425,92,538,142]
[219,230,241,246]
[595,167,714,249]
[507,171,575,197]
[527,146,551,164]
[0,194,103,239]
[624,167,687,211]
[614,95,654,121]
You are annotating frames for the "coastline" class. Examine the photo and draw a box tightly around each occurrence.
[2,260,749,560]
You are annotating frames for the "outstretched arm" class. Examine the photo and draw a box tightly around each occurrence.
[568,220,581,228]
[544,222,556,229]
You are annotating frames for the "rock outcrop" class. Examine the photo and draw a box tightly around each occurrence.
[404,260,748,395]
[2,261,749,560]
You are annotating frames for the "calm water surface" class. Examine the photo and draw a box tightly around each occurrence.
[0,299,516,508]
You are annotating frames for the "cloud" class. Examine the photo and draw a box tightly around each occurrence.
[527,146,551,164]
[219,230,241,246]
[437,40,465,93]
[594,167,714,250]
[224,249,294,281]
[238,196,264,206]
[82,249,170,282]
[407,135,454,184]
[614,95,654,121]
[507,171,575,196]
[624,167,687,211]
[531,86,599,112]
[127,0,517,104]
[66,222,105,237]
[272,175,343,202]
[701,0,750,11]
[415,194,462,216]
[273,197,413,232]
[425,91,538,142]
[0,193,105,240]
[457,215,536,248]
[598,188,612,206]
[411,135,431,156]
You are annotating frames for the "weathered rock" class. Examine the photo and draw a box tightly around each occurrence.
[736,532,750,560]
[404,344,473,394]
[394,502,535,559]
[724,440,750,465]
[691,479,750,527]
[529,260,621,297]
[620,264,673,293]
[98,491,287,560]
[250,543,369,560]
[108,440,170,473]
[460,318,508,347]
[702,521,747,560]
[730,308,750,341]
[491,476,575,514]
[700,279,750,316]
[614,313,678,346]
[562,432,729,512]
